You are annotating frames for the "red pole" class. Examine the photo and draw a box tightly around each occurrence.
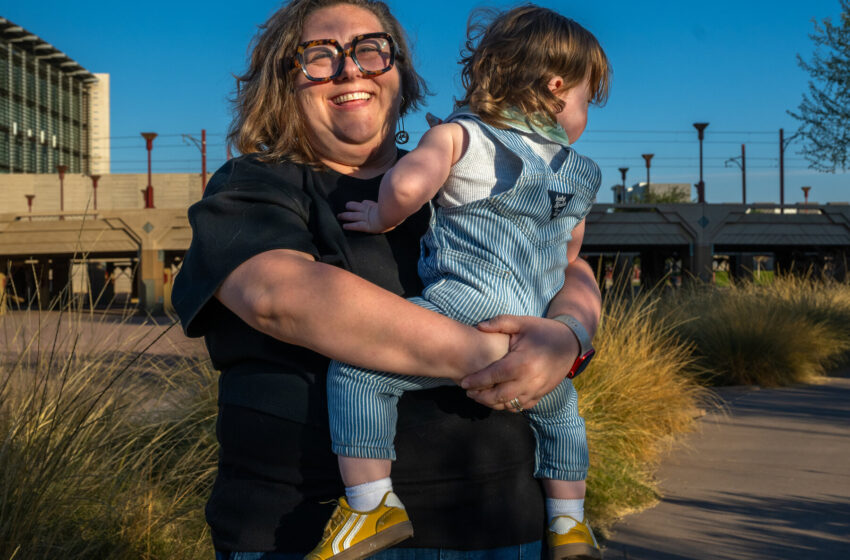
[201,128,208,192]
[802,186,811,208]
[90,174,101,210]
[141,132,157,208]
[56,164,67,218]
[25,194,35,221]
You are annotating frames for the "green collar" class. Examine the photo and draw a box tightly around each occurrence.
[500,108,572,147]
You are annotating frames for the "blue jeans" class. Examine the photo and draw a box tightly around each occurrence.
[215,541,544,560]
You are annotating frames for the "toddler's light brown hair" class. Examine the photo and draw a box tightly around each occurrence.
[457,4,610,129]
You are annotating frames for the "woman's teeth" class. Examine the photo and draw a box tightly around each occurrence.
[333,92,372,104]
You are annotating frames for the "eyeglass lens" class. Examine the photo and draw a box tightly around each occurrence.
[301,36,393,80]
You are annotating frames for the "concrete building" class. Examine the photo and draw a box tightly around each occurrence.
[1,16,109,175]
[89,73,109,174]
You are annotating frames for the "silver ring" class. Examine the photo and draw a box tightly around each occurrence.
[509,397,523,412]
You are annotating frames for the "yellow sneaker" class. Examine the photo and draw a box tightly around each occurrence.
[547,515,602,560]
[305,491,413,560]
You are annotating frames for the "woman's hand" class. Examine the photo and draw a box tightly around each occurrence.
[460,315,579,411]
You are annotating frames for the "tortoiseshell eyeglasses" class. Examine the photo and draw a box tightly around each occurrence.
[291,32,396,83]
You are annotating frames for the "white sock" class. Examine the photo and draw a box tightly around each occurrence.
[345,477,393,512]
[546,498,585,525]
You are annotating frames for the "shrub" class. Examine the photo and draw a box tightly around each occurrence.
[660,274,850,386]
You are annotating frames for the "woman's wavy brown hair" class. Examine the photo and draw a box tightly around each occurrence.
[457,5,610,130]
[228,0,427,166]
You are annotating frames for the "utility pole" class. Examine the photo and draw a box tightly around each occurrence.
[724,144,747,204]
[780,128,785,212]
[693,123,709,203]
[182,129,208,192]
[779,128,799,214]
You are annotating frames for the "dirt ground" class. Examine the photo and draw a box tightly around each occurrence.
[0,309,208,359]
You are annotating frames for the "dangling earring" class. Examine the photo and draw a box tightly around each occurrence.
[395,106,409,144]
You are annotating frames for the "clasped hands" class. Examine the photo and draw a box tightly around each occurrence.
[459,314,580,412]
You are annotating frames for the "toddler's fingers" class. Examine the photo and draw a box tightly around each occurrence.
[476,314,523,334]
[344,200,367,211]
[341,221,369,231]
[337,210,365,221]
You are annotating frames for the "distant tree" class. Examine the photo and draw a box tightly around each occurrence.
[640,186,691,203]
[789,0,850,172]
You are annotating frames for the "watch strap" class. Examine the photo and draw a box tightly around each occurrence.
[550,314,592,355]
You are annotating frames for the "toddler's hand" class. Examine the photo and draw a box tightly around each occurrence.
[451,331,509,387]
[338,200,393,233]
[461,315,580,412]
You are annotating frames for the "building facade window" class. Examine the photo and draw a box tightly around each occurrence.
[1,19,96,174]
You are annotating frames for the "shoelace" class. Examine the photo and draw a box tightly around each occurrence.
[321,506,346,541]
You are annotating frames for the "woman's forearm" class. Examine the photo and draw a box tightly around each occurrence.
[216,249,507,379]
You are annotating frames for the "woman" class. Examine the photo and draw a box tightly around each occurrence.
[172,0,602,558]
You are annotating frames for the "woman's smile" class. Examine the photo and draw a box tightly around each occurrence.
[331,90,374,106]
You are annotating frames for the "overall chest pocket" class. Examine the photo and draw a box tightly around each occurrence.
[487,176,590,249]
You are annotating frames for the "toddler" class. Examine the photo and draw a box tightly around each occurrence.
[308,5,609,560]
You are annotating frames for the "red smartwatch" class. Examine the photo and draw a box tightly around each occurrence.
[551,314,596,379]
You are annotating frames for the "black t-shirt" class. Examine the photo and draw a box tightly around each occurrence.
[172,154,545,552]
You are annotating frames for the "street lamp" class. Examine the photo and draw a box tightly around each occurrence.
[724,144,747,204]
[56,164,68,217]
[618,167,628,197]
[801,186,812,208]
[141,132,158,208]
[25,194,35,221]
[89,174,101,210]
[641,154,654,193]
[693,123,709,203]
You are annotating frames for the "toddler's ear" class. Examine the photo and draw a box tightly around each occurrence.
[548,76,565,92]
[425,112,443,128]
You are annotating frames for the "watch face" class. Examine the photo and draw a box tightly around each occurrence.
[567,348,595,379]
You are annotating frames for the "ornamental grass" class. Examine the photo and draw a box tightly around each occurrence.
[578,280,711,528]
[0,299,216,560]
[5,269,847,554]
[659,272,850,386]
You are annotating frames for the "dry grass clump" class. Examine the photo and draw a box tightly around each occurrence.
[0,307,217,559]
[578,286,711,528]
[660,274,850,386]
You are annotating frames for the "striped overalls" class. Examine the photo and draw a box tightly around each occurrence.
[327,114,601,480]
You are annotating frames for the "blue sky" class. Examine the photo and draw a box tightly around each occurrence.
[5,0,849,203]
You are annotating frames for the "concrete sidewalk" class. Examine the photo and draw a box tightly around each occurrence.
[603,375,850,560]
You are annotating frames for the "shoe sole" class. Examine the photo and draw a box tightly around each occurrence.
[329,521,414,560]
[550,542,602,560]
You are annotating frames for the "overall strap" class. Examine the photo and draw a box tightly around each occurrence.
[445,112,551,176]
